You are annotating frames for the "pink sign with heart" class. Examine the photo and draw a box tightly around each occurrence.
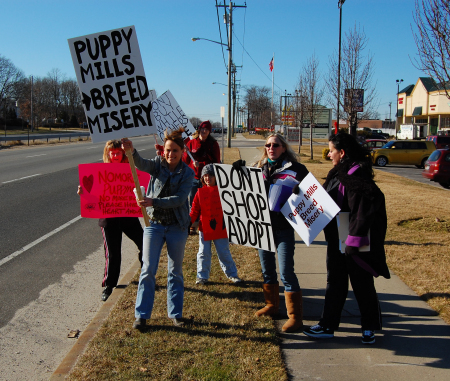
[78,163,150,218]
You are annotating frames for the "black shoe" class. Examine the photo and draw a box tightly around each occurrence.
[133,318,147,330]
[170,317,185,327]
[303,324,335,339]
[361,330,375,344]
[101,286,113,301]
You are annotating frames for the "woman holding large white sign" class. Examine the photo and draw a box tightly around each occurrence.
[122,128,195,330]
[303,133,390,345]
[249,133,309,333]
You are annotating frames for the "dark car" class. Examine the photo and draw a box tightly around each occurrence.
[367,133,387,140]
[422,148,450,188]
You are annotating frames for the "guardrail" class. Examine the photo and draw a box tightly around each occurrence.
[0,132,90,145]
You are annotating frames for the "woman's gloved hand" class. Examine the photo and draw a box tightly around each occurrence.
[292,184,300,195]
[231,159,245,171]
[232,159,246,171]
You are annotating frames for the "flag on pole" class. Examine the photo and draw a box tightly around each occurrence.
[269,57,274,72]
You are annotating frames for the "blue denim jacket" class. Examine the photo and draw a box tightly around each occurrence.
[132,150,195,230]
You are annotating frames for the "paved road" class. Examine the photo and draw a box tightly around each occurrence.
[374,164,449,190]
[0,134,265,380]
[0,136,157,328]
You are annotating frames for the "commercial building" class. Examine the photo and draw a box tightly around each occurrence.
[396,77,450,137]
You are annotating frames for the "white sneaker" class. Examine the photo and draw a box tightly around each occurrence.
[196,278,208,285]
[229,276,242,283]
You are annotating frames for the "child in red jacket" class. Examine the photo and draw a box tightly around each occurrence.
[190,164,242,285]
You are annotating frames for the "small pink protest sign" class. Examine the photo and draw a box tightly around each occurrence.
[78,163,150,218]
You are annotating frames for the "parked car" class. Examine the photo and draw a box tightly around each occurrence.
[422,148,450,188]
[362,139,388,151]
[371,129,390,138]
[372,140,435,168]
[426,135,450,149]
[367,133,388,140]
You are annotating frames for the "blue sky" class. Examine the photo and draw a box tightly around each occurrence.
[1,0,423,124]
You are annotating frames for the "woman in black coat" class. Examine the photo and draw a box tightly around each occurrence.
[303,132,390,345]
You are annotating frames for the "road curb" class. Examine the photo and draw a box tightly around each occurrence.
[49,259,141,380]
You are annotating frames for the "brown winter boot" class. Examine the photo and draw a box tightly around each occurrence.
[282,291,303,332]
[255,283,280,317]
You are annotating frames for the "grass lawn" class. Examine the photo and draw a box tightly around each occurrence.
[66,137,450,379]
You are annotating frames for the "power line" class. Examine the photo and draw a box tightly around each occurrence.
[239,5,247,83]
[215,0,227,71]
[233,32,282,91]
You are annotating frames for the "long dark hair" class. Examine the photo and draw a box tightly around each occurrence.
[329,133,373,178]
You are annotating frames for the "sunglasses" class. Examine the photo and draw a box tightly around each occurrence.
[265,143,280,148]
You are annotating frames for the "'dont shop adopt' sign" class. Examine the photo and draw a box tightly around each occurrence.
[215,164,275,251]
[78,163,150,218]
[68,26,156,143]
[281,172,340,246]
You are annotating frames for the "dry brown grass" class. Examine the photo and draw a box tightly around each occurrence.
[241,132,266,140]
[67,139,450,380]
[67,237,287,381]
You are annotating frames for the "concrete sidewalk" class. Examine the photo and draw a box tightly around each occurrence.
[239,146,450,381]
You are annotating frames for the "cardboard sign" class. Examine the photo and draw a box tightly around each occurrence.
[78,163,150,218]
[215,164,275,251]
[198,187,228,241]
[151,90,196,141]
[68,26,156,143]
[281,172,340,246]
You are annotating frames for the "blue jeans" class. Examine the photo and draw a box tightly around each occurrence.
[135,222,188,319]
[258,228,300,292]
[197,232,238,280]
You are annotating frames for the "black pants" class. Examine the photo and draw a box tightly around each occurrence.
[319,242,382,331]
[100,217,143,288]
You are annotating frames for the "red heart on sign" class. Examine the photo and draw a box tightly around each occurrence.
[83,175,94,193]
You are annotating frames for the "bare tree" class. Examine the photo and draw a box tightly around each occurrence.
[189,117,202,129]
[242,85,273,129]
[325,24,378,136]
[303,54,324,159]
[46,68,65,120]
[0,55,24,123]
[294,73,307,154]
[412,0,450,98]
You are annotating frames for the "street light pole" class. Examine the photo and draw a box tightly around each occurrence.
[227,1,233,148]
[337,0,346,135]
[396,79,403,136]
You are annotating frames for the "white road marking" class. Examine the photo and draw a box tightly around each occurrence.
[0,216,82,268]
[2,173,42,184]
[26,154,47,158]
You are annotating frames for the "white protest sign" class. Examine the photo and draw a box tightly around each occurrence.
[151,90,196,142]
[215,164,275,251]
[281,172,340,246]
[68,26,156,143]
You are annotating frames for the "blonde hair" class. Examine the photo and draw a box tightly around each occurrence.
[257,133,299,168]
[103,140,128,163]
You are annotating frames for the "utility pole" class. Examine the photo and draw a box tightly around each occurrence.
[31,76,34,132]
[337,0,346,135]
[217,1,246,147]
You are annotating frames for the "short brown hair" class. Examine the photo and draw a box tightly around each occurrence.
[164,127,186,149]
